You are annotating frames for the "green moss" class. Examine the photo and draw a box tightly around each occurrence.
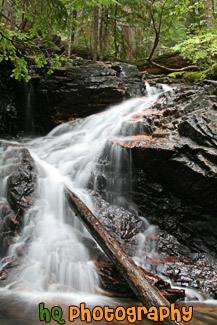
[129,59,148,67]
[207,62,217,78]
[168,71,186,79]
[186,71,208,83]
[168,62,217,84]
[168,70,209,84]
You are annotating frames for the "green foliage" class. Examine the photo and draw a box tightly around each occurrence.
[0,25,30,81]
[172,33,217,68]
[20,0,68,37]
[68,0,118,9]
[0,0,119,81]
[172,0,207,17]
[0,23,71,81]
[171,0,215,30]
[0,0,73,81]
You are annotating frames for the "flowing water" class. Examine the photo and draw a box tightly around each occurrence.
[0,84,216,324]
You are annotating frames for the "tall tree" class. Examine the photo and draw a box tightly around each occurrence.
[122,5,135,60]
[199,0,214,27]
[93,5,99,61]
[99,7,109,60]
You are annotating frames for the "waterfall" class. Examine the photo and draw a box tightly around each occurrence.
[0,85,171,298]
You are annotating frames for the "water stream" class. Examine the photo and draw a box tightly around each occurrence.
[0,84,216,324]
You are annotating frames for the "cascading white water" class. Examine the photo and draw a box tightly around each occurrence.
[0,84,171,297]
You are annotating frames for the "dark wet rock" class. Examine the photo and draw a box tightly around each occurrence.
[150,231,217,299]
[0,199,18,256]
[77,193,185,301]
[0,62,24,138]
[112,62,145,97]
[0,60,145,137]
[104,84,217,257]
[7,148,37,217]
[86,192,216,299]
[132,169,217,256]
[0,142,37,257]
[90,191,143,247]
[29,60,145,134]
[88,81,217,297]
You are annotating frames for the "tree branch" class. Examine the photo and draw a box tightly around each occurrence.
[142,59,199,73]
[148,0,168,62]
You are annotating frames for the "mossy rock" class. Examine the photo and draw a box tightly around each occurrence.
[169,62,217,84]
[207,63,217,80]
[168,70,209,84]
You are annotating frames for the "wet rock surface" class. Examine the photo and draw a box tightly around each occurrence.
[30,61,145,134]
[87,81,217,299]
[93,193,217,299]
[0,142,37,258]
[0,60,145,137]
[91,191,143,247]
[105,82,217,258]
[85,192,186,301]
[0,62,24,138]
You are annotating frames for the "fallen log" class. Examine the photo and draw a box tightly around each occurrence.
[65,187,180,325]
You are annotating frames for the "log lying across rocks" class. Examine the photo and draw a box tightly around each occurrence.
[65,187,180,325]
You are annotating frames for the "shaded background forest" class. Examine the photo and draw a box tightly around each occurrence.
[0,0,217,80]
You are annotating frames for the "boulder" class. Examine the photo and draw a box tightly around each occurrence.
[0,142,37,257]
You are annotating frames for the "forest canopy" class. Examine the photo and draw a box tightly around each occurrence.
[0,0,216,80]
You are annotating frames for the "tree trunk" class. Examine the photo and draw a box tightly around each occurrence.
[199,0,214,27]
[67,9,78,58]
[0,0,5,23]
[68,10,73,58]
[123,24,134,61]
[93,6,99,61]
[122,6,135,61]
[10,0,16,30]
[19,0,34,31]
[99,8,109,61]
[65,187,180,325]
[71,10,77,44]
[114,3,118,58]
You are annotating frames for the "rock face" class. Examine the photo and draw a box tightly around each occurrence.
[107,79,217,257]
[0,63,24,138]
[86,192,217,300]
[87,79,217,298]
[30,61,145,134]
[0,60,145,137]
[0,142,37,258]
